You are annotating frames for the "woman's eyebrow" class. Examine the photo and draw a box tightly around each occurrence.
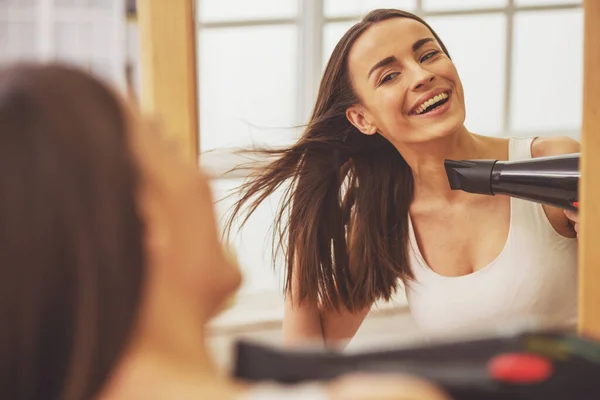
[368,55,397,79]
[366,37,436,79]
[412,37,435,52]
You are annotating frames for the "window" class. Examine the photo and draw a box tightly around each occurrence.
[423,0,508,11]
[510,8,583,133]
[198,0,297,22]
[426,13,507,136]
[0,0,128,88]
[52,0,127,87]
[198,25,299,151]
[212,179,285,293]
[199,0,583,304]
[325,0,416,18]
[0,1,39,62]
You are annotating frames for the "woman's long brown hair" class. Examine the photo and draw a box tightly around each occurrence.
[225,9,451,313]
[0,64,144,400]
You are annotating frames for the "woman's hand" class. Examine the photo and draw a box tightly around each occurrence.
[564,210,579,238]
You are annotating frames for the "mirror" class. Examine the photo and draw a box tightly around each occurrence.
[135,0,600,368]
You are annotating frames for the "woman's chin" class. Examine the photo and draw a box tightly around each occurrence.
[412,114,466,142]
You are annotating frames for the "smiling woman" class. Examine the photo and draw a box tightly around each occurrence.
[225,8,580,348]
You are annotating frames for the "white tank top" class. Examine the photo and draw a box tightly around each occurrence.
[405,137,578,339]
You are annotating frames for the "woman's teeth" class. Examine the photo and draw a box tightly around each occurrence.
[415,92,449,115]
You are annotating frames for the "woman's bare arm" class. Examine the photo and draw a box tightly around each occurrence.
[531,136,581,238]
[282,273,372,348]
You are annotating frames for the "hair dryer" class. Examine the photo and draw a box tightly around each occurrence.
[233,329,600,400]
[443,153,579,211]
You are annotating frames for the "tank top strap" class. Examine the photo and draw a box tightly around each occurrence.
[505,136,567,242]
[508,136,537,161]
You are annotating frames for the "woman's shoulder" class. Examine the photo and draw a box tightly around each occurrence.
[478,134,580,159]
[528,136,580,238]
[530,136,581,158]
[473,134,510,158]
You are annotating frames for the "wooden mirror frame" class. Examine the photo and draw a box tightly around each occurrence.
[137,0,199,161]
[579,0,600,340]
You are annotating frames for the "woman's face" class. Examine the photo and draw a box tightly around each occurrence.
[346,18,466,146]
[127,109,242,320]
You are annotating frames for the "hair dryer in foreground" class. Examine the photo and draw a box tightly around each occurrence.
[233,329,600,400]
[444,153,579,211]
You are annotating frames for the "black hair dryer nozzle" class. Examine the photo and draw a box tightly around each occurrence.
[444,153,580,211]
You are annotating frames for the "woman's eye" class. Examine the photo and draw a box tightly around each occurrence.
[380,72,400,85]
[420,50,440,62]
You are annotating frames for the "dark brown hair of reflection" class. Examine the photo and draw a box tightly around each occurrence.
[0,64,145,400]
[224,9,451,313]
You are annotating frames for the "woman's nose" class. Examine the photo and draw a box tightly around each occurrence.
[411,69,436,91]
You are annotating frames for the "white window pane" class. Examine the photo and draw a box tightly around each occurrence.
[199,26,298,151]
[423,0,507,11]
[76,22,91,58]
[54,0,82,7]
[516,0,581,5]
[0,23,8,61]
[54,21,81,61]
[7,20,38,60]
[90,61,113,82]
[198,0,297,22]
[324,0,416,18]
[91,20,114,60]
[86,0,114,9]
[211,178,284,294]
[323,21,358,69]
[8,0,36,9]
[14,20,38,59]
[427,14,506,136]
[510,9,583,133]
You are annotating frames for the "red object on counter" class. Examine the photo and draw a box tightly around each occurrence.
[488,353,553,384]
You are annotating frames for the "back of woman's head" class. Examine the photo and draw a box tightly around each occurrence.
[226,9,450,313]
[0,64,144,400]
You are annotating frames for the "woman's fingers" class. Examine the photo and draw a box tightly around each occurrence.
[564,210,579,234]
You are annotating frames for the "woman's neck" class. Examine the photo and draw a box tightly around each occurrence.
[99,289,237,399]
[100,330,238,400]
[398,128,489,204]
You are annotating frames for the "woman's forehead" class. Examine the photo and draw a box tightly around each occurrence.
[348,18,434,72]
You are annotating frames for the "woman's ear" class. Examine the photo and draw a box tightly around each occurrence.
[346,105,378,135]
